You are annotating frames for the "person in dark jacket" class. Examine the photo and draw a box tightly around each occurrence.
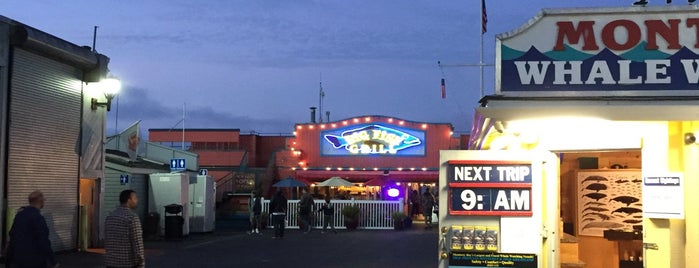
[249,191,263,234]
[421,187,436,229]
[298,188,314,233]
[8,190,59,268]
[317,197,337,234]
[269,190,288,239]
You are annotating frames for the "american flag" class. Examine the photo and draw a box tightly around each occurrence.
[482,0,488,34]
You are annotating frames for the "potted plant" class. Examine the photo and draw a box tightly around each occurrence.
[342,205,360,230]
[391,212,407,230]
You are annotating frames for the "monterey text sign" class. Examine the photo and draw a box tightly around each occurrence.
[498,7,699,95]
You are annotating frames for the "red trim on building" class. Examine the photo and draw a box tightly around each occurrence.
[294,170,438,183]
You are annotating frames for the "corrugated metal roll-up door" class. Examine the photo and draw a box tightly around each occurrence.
[7,48,83,251]
[130,174,148,219]
[103,168,126,216]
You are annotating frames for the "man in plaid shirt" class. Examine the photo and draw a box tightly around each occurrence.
[104,190,145,268]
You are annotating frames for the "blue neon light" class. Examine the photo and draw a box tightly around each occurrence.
[321,124,425,156]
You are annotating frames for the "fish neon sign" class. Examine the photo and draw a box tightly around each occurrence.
[323,125,422,155]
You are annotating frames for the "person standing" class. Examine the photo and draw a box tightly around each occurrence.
[270,189,288,239]
[421,187,436,229]
[104,190,145,268]
[7,190,59,268]
[298,188,314,233]
[409,189,420,218]
[317,197,337,234]
[249,191,263,234]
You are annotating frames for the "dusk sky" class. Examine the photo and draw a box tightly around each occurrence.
[2,0,644,137]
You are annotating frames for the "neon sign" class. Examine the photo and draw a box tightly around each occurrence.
[321,124,425,156]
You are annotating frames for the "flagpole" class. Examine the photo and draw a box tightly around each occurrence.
[479,0,485,99]
[318,73,324,123]
[182,102,185,150]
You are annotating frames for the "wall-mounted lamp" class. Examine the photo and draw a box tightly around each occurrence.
[90,77,121,111]
[685,132,697,145]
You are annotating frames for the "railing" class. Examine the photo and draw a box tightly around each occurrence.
[262,198,403,230]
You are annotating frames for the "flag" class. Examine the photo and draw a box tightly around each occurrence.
[441,78,446,99]
[119,120,141,160]
[482,0,488,34]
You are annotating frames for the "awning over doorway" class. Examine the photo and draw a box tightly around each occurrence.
[478,96,699,122]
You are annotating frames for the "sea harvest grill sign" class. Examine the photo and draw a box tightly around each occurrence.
[498,8,699,96]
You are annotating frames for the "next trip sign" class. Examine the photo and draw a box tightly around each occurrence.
[447,160,533,216]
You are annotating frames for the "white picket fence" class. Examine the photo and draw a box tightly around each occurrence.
[262,198,404,230]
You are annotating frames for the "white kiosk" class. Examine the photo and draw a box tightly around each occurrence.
[438,150,559,268]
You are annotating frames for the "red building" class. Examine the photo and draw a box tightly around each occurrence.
[149,115,467,201]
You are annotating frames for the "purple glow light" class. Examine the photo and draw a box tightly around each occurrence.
[387,188,400,198]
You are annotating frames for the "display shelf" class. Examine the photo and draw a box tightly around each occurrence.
[619,260,643,268]
[603,230,642,241]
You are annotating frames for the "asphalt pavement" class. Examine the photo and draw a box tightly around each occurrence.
[55,222,439,268]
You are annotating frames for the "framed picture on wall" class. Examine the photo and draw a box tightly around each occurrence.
[577,170,642,237]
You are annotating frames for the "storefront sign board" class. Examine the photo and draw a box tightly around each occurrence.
[447,161,533,216]
[498,7,699,96]
[643,174,684,219]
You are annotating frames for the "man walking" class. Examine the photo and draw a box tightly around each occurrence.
[8,190,59,268]
[298,188,314,233]
[104,190,145,268]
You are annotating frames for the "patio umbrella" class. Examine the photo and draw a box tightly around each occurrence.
[316,176,354,187]
[273,176,308,188]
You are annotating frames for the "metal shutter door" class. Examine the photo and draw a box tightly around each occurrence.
[7,48,82,251]
[130,174,148,219]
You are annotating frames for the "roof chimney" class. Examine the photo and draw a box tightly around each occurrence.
[310,107,317,123]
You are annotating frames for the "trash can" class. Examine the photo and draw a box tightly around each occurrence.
[144,212,160,238]
[164,204,184,240]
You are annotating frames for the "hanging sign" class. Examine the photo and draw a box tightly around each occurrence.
[447,161,533,216]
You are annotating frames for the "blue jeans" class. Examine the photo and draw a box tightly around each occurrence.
[272,214,285,237]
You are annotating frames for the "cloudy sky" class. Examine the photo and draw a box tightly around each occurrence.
[1,0,643,136]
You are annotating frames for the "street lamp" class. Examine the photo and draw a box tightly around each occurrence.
[90,77,121,111]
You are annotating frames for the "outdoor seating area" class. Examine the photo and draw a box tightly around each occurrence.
[260,198,403,230]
